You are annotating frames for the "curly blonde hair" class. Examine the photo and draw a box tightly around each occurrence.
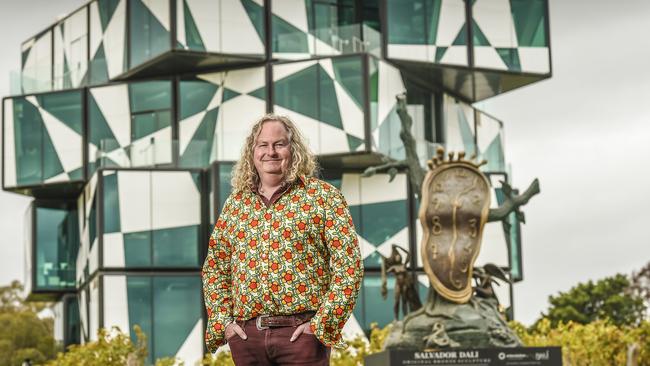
[231,114,318,193]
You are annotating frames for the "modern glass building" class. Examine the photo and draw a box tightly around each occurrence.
[4,0,550,363]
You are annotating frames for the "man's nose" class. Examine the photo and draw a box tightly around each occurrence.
[266,145,278,155]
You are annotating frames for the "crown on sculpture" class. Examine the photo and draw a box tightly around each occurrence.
[426,146,487,170]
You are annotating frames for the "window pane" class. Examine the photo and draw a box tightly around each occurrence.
[152,226,199,267]
[129,0,170,68]
[103,173,121,233]
[35,206,79,289]
[13,98,43,186]
[127,276,153,365]
[129,81,172,113]
[387,0,426,44]
[124,232,152,267]
[153,276,201,360]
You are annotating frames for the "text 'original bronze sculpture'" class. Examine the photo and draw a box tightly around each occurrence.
[363,94,540,349]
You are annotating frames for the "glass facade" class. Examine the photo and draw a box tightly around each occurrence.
[35,205,79,291]
[5,0,549,359]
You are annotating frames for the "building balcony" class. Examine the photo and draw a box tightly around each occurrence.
[384,0,551,102]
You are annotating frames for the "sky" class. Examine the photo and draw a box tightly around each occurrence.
[1,0,649,326]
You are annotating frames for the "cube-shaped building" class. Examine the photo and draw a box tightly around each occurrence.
[4,0,550,363]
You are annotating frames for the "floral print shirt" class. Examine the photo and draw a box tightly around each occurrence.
[202,176,363,352]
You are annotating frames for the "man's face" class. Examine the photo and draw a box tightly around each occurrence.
[253,121,292,179]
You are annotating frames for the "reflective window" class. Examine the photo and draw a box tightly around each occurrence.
[35,206,79,290]
[129,0,171,68]
[125,276,201,364]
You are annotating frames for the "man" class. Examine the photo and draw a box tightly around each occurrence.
[202,114,363,365]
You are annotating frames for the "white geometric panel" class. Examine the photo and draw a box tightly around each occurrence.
[176,0,187,47]
[318,59,336,80]
[473,0,517,48]
[474,46,508,70]
[218,95,266,160]
[222,66,265,93]
[104,0,126,78]
[103,232,125,267]
[151,171,201,230]
[142,0,170,31]
[3,100,17,187]
[377,60,405,128]
[518,47,550,74]
[89,237,99,275]
[272,60,317,82]
[56,7,88,88]
[44,172,70,184]
[387,44,429,62]
[439,46,468,66]
[220,0,264,54]
[39,108,83,173]
[205,87,224,111]
[476,113,502,152]
[319,123,348,154]
[179,111,207,155]
[129,126,173,167]
[102,275,130,333]
[360,174,407,205]
[272,0,308,32]
[89,279,100,341]
[174,319,203,365]
[185,0,219,51]
[116,171,152,233]
[358,235,376,260]
[436,0,467,46]
[340,174,361,206]
[90,84,131,148]
[334,82,365,139]
[89,1,103,58]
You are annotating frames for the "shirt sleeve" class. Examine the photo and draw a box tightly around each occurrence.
[202,198,235,353]
[310,188,364,349]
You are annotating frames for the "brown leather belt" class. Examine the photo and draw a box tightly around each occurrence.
[239,311,315,330]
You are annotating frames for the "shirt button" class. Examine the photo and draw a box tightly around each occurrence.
[261,253,267,260]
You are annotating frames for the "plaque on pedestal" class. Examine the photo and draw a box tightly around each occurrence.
[365,347,562,366]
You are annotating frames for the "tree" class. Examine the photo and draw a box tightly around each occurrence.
[540,274,646,328]
[629,261,650,310]
[0,281,58,365]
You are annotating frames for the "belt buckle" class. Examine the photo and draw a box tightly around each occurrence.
[256,315,270,330]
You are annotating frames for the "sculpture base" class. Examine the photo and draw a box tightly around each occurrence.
[365,347,562,366]
[384,294,522,349]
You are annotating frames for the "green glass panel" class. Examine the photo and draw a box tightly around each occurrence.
[131,110,171,140]
[248,85,267,101]
[127,276,153,364]
[218,164,233,212]
[378,107,404,158]
[152,277,201,360]
[89,196,97,249]
[124,232,152,267]
[37,91,83,135]
[452,25,468,46]
[35,207,79,290]
[347,134,364,151]
[360,200,407,246]
[42,129,65,180]
[332,57,363,109]
[179,80,218,120]
[435,46,447,62]
[387,0,426,45]
[471,19,490,46]
[318,65,343,129]
[103,173,121,233]
[361,275,398,328]
[89,45,109,85]
[88,92,118,147]
[272,14,308,53]
[65,296,81,346]
[222,88,241,103]
[510,0,546,47]
[12,98,43,186]
[152,226,199,267]
[508,211,522,281]
[179,107,219,168]
[368,59,378,130]
[427,0,442,45]
[129,81,172,113]
[457,108,476,156]
[68,167,83,180]
[98,0,120,32]
[273,64,318,120]
[183,0,205,51]
[496,48,521,71]
[129,0,170,68]
[241,0,265,43]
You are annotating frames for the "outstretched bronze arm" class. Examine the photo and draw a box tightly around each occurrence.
[487,178,540,223]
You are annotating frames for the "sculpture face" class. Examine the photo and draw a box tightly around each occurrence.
[419,163,491,303]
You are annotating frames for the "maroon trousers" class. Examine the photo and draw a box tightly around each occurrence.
[227,320,330,366]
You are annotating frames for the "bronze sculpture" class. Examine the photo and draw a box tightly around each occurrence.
[364,93,541,349]
[380,245,422,319]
